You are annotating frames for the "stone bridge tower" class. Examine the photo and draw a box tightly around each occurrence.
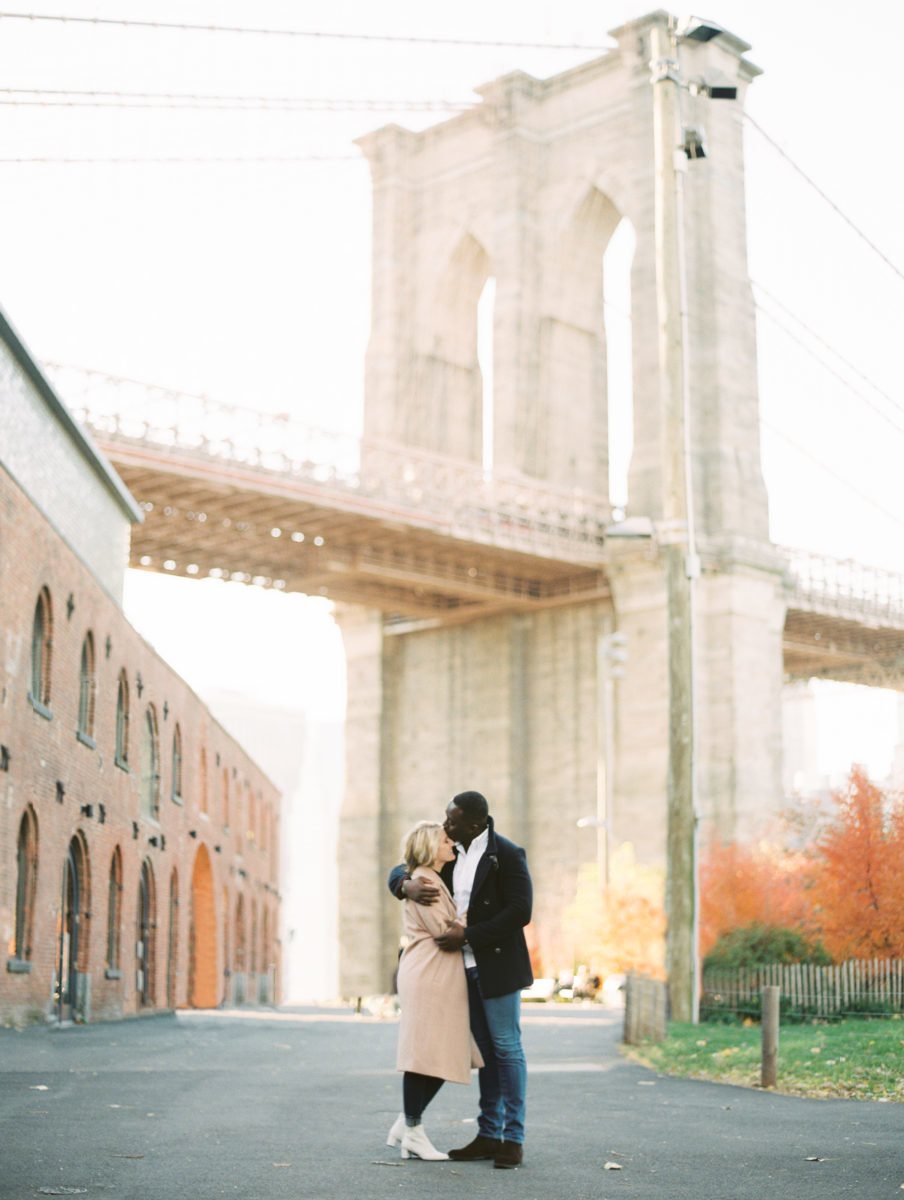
[338,10,786,995]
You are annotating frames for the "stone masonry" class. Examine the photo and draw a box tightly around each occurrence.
[339,11,787,993]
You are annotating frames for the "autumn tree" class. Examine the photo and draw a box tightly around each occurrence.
[808,765,904,960]
[698,836,813,959]
[562,843,666,979]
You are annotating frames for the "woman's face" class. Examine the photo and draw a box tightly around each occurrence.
[433,831,456,866]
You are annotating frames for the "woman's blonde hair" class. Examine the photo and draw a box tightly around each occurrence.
[402,820,444,872]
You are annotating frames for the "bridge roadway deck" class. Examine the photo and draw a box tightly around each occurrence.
[1,1005,900,1200]
[81,406,904,684]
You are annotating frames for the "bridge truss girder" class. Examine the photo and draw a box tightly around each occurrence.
[113,452,611,622]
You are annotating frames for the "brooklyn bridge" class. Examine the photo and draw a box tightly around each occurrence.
[51,11,904,1007]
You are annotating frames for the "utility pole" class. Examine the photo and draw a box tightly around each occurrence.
[650,19,697,1024]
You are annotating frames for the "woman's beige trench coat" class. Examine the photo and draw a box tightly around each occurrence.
[396,866,483,1084]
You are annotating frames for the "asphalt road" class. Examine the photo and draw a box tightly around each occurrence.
[1,1004,901,1199]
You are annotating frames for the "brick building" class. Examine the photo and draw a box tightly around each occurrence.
[1,307,282,1024]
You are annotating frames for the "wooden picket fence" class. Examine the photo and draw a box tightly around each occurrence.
[702,957,904,1019]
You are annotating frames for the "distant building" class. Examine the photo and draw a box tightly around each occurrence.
[0,308,281,1024]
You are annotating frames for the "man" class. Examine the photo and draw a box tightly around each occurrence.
[389,790,533,1169]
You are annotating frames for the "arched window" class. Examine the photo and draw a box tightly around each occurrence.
[115,670,130,767]
[248,790,257,848]
[140,706,160,820]
[57,834,91,1022]
[11,807,38,968]
[77,632,96,744]
[106,847,122,976]
[29,588,53,715]
[167,869,179,1009]
[136,860,156,1006]
[199,746,209,815]
[171,724,183,802]
[222,768,230,829]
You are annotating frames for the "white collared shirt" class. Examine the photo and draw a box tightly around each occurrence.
[452,827,488,970]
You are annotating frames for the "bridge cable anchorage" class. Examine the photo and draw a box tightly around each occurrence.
[744,113,904,285]
[0,12,614,52]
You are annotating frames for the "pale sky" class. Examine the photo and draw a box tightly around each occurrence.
[1,0,902,777]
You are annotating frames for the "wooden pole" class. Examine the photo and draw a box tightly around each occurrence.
[761,985,780,1087]
[650,19,697,1025]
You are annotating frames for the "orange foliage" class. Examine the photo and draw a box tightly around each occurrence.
[700,767,904,963]
[698,837,814,958]
[808,766,904,960]
[563,844,666,979]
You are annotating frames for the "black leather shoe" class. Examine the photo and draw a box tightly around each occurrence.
[494,1142,523,1169]
[448,1135,503,1161]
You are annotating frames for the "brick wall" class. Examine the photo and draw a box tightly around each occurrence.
[0,464,282,1024]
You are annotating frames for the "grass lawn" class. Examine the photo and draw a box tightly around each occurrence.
[626,1018,904,1101]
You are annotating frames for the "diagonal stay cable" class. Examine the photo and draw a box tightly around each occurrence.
[754,303,904,439]
[760,418,904,529]
[745,113,904,286]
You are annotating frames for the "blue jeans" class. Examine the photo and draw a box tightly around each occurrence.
[466,967,527,1144]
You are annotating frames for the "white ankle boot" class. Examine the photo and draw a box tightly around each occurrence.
[400,1123,449,1161]
[386,1113,406,1147]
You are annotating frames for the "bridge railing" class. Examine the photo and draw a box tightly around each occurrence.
[782,547,904,626]
[58,367,612,561]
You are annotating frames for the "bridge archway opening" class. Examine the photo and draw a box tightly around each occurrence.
[477,275,496,474]
[603,217,636,513]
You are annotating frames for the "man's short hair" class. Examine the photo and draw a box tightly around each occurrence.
[452,790,489,824]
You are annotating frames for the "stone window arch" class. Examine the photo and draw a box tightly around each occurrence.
[140,705,160,819]
[115,670,130,768]
[11,805,39,968]
[171,724,183,802]
[77,631,96,745]
[199,745,209,815]
[106,846,123,975]
[167,868,179,1009]
[29,587,53,715]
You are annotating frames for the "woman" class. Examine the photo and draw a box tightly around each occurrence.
[386,820,482,1161]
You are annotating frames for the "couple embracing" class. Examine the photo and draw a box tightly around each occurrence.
[386,790,533,1170]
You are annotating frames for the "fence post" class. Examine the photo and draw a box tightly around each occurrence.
[761,985,780,1088]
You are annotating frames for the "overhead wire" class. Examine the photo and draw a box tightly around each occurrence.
[0,11,614,51]
[745,113,904,286]
[753,299,904,441]
[759,418,904,530]
[752,280,904,421]
[0,153,362,163]
[0,87,475,113]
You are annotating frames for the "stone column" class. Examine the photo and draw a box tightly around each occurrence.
[334,605,394,996]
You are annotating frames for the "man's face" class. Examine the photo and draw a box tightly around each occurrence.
[444,802,472,846]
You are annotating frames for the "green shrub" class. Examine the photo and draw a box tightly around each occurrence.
[704,923,831,969]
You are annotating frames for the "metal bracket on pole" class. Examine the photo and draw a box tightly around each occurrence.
[650,56,680,85]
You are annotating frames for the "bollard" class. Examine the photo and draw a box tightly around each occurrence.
[761,985,780,1087]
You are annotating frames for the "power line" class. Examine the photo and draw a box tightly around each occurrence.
[753,295,904,440]
[745,113,904,287]
[760,418,904,530]
[0,11,613,51]
[752,280,903,419]
[0,87,474,113]
[0,153,362,164]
